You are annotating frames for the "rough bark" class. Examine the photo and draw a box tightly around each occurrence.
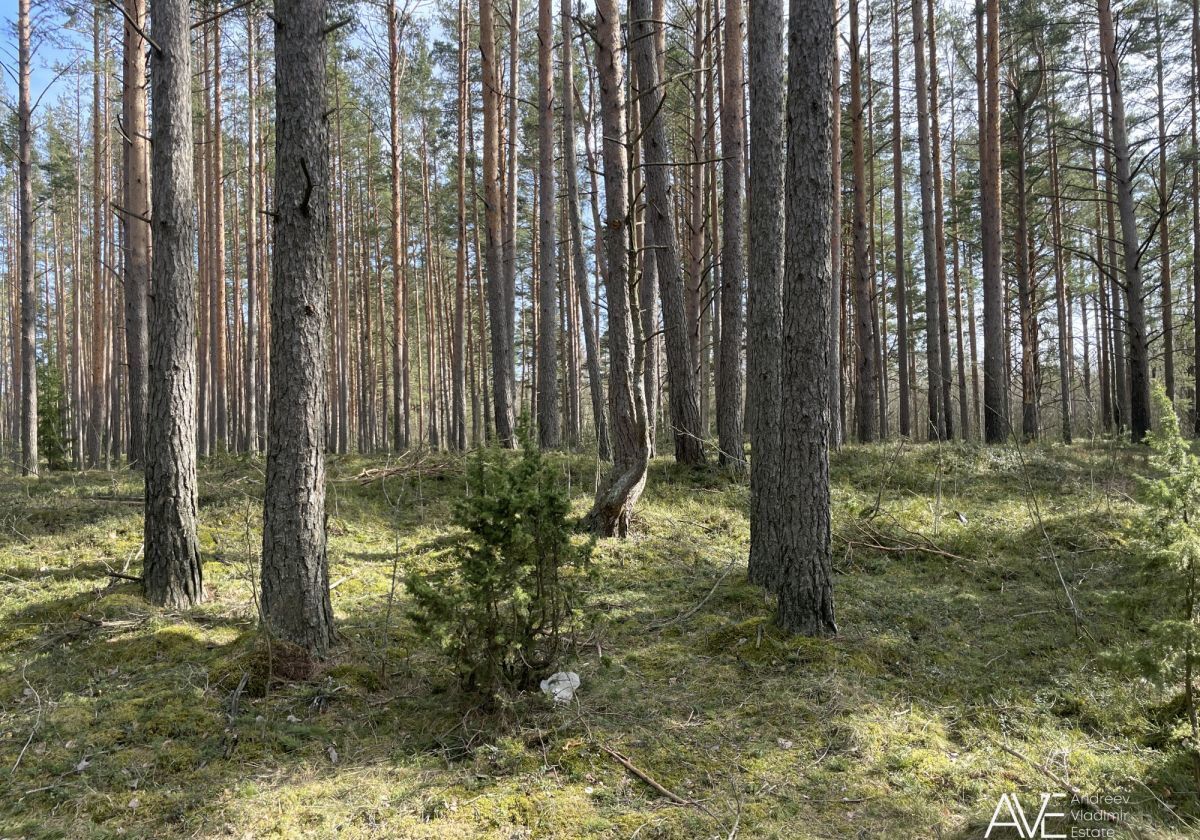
[717,0,747,469]
[585,0,649,537]
[536,0,560,448]
[262,0,335,656]
[18,0,37,477]
[629,0,705,466]
[893,0,910,437]
[850,0,877,443]
[980,0,1007,442]
[1099,0,1151,442]
[562,0,610,461]
[144,0,203,608]
[481,0,516,447]
[773,0,837,636]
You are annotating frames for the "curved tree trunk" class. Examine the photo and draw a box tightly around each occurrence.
[585,0,649,537]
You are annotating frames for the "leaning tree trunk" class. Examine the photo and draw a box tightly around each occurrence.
[772,0,837,636]
[1099,0,1151,442]
[561,0,610,461]
[629,0,705,466]
[18,0,37,477]
[536,0,560,448]
[261,0,335,657]
[716,0,747,470]
[746,0,786,588]
[144,0,203,608]
[584,0,649,537]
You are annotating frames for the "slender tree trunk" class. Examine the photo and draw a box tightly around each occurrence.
[829,23,843,450]
[911,0,944,440]
[1100,0,1151,442]
[144,0,203,608]
[536,0,560,448]
[1049,107,1073,443]
[850,0,877,443]
[453,0,469,450]
[1154,9,1174,404]
[981,0,1007,442]
[927,0,954,438]
[481,0,516,446]
[716,0,747,468]
[630,0,705,466]
[89,5,108,468]
[17,0,36,477]
[562,0,610,460]
[244,11,259,453]
[893,0,910,437]
[585,0,649,537]
[262,0,336,656]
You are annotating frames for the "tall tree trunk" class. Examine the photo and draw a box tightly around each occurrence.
[89,5,108,468]
[747,0,786,587]
[717,0,747,468]
[829,23,843,450]
[630,0,705,466]
[771,0,837,636]
[1012,69,1042,442]
[144,0,203,607]
[262,0,335,656]
[1049,104,1073,442]
[388,0,409,450]
[1154,9,1174,403]
[481,0,516,446]
[585,0,649,536]
[850,0,877,443]
[453,0,469,450]
[120,0,149,470]
[244,10,259,453]
[981,0,1007,442]
[893,0,910,437]
[211,17,228,451]
[1193,0,1200,434]
[17,0,36,477]
[536,0,561,448]
[1099,0,1151,442]
[926,0,954,438]
[910,0,943,440]
[562,0,610,461]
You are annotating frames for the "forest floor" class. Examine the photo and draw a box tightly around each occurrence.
[0,441,1197,839]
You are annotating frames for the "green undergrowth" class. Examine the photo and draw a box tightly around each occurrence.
[0,440,1195,838]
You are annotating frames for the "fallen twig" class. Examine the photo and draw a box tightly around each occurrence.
[599,744,691,806]
[10,663,41,773]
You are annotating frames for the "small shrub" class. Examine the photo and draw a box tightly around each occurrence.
[406,432,592,701]
[1134,386,1200,780]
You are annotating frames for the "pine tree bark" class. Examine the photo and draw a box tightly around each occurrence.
[911,0,944,441]
[144,0,203,608]
[453,0,469,451]
[850,0,877,443]
[1099,0,1151,442]
[772,0,837,636]
[747,0,786,587]
[481,0,516,447]
[244,10,259,453]
[1154,9,1174,403]
[119,0,149,470]
[585,0,649,537]
[18,0,37,477]
[536,0,560,448]
[629,0,705,466]
[261,0,335,656]
[893,0,910,437]
[717,0,747,469]
[981,0,1007,442]
[562,0,610,461]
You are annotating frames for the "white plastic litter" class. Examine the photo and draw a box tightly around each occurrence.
[540,671,581,704]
